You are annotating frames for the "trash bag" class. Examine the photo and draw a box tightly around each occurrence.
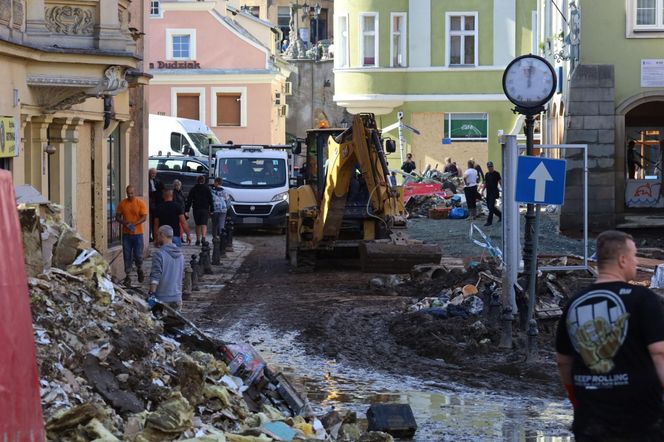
[463,295,484,315]
[448,208,468,219]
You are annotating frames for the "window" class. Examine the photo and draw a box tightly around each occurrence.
[166,29,197,60]
[359,13,378,67]
[248,6,260,18]
[150,1,161,17]
[391,13,407,67]
[444,113,488,141]
[337,15,349,67]
[635,0,664,28]
[446,12,478,66]
[278,6,290,37]
[176,93,200,120]
[216,93,241,126]
[212,87,247,127]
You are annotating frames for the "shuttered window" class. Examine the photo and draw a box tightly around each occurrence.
[177,94,199,120]
[216,93,241,126]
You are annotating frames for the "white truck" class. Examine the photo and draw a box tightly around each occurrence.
[214,145,292,231]
[149,114,220,158]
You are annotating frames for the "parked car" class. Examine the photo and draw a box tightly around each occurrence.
[148,155,210,195]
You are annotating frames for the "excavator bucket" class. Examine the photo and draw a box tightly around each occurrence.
[358,235,442,274]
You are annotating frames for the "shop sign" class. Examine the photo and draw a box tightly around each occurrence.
[149,61,201,69]
[625,179,663,208]
[0,116,18,158]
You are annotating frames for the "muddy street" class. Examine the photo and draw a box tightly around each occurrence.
[196,232,574,440]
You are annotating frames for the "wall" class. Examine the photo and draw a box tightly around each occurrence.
[561,64,616,231]
[148,10,267,71]
[411,113,488,174]
[580,0,664,105]
[287,59,351,138]
[75,123,93,243]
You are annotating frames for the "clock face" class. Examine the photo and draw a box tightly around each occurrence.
[502,55,556,109]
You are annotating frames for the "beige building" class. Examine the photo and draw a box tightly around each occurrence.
[233,0,334,46]
[0,0,149,267]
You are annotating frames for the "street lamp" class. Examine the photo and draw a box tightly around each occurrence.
[308,3,321,44]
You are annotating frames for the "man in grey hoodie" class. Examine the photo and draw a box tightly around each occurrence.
[149,225,184,309]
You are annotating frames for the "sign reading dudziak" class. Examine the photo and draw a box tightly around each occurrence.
[150,61,201,69]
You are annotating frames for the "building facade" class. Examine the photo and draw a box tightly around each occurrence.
[0,0,149,262]
[539,0,664,230]
[147,0,292,145]
[333,0,538,172]
[233,0,334,48]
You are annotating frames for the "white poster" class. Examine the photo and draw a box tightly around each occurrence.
[625,179,663,208]
[641,59,664,88]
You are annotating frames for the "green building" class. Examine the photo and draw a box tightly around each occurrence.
[333,0,538,173]
[539,0,664,230]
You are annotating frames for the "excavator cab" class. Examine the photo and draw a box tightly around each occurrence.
[287,113,441,272]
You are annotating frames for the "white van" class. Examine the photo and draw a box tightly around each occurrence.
[215,145,290,230]
[148,114,220,158]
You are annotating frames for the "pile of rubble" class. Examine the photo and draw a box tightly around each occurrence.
[22,203,396,441]
[384,260,586,368]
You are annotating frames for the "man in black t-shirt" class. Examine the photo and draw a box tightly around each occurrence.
[401,153,416,174]
[556,230,664,440]
[153,189,191,247]
[483,161,501,226]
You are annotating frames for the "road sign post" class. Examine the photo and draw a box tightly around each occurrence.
[516,155,566,361]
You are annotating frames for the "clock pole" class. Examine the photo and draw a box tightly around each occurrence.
[502,54,556,363]
[522,108,542,363]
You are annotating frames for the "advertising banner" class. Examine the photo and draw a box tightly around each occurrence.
[0,117,18,158]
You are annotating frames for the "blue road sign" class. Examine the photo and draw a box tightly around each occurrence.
[515,156,566,205]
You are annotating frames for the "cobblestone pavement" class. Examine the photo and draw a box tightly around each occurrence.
[137,237,253,320]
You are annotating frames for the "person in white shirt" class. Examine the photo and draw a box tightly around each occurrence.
[463,160,480,219]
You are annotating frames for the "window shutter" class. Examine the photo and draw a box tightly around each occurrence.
[216,93,241,126]
[177,94,199,120]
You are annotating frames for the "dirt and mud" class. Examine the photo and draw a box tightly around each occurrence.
[197,233,564,400]
[193,218,663,439]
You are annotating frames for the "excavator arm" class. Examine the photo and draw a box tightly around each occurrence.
[287,113,441,272]
[314,114,406,244]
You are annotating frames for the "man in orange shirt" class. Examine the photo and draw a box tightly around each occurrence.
[116,185,148,285]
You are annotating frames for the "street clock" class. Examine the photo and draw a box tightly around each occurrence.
[502,54,556,111]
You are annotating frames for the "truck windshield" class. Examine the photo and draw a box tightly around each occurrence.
[190,132,221,155]
[218,158,287,189]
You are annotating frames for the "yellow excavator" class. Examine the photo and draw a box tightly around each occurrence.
[286,113,441,272]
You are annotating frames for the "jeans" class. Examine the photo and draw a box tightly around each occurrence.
[211,212,227,238]
[486,193,502,224]
[122,233,144,274]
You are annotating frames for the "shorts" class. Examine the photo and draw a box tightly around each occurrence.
[193,209,209,226]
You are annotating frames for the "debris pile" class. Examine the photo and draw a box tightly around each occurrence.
[387,261,584,371]
[22,203,396,441]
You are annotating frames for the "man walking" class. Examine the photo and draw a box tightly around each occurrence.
[149,225,185,311]
[153,189,191,246]
[463,160,480,219]
[556,230,664,440]
[185,175,214,245]
[483,161,502,226]
[211,177,229,239]
[115,185,148,285]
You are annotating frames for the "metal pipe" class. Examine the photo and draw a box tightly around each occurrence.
[527,204,541,321]
[501,134,519,314]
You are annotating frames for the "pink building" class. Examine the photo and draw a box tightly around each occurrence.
[147,0,292,144]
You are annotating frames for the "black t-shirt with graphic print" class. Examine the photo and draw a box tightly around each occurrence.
[556,282,664,432]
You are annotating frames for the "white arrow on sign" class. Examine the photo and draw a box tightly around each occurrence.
[528,161,553,202]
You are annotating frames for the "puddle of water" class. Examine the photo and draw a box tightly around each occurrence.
[207,322,574,442]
